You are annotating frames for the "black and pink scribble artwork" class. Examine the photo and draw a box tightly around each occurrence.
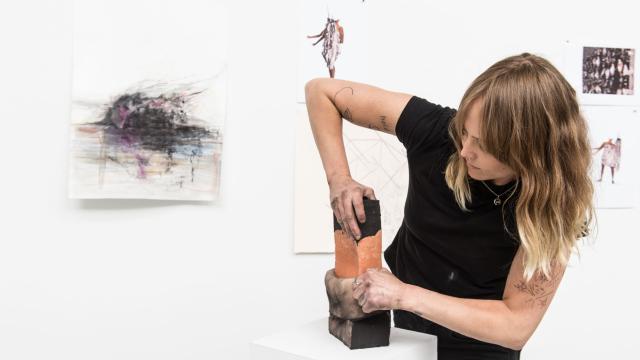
[98,89,214,179]
[70,1,228,200]
[69,83,222,200]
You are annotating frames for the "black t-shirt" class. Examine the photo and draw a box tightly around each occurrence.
[384,96,522,360]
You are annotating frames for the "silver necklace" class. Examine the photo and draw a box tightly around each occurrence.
[480,180,518,206]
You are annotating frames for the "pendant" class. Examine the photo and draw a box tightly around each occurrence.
[494,198,501,206]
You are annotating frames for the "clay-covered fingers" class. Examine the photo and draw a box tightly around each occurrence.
[324,269,368,320]
[347,187,376,239]
[341,191,363,240]
[331,197,346,233]
[352,196,366,225]
[357,293,367,307]
[328,176,376,240]
[362,186,377,201]
[352,275,368,298]
[353,282,370,311]
[331,196,357,240]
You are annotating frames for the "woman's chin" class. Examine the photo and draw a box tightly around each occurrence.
[466,167,483,180]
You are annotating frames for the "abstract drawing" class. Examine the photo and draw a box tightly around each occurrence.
[69,0,228,200]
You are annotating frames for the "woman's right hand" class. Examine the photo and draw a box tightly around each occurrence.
[329,174,376,240]
[304,78,409,239]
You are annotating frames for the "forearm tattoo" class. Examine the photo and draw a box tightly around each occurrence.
[513,269,562,309]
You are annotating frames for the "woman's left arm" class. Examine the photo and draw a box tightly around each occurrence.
[353,245,566,351]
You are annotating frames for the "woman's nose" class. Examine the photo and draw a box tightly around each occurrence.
[460,139,474,160]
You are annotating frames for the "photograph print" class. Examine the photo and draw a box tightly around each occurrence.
[582,47,634,96]
[563,41,638,106]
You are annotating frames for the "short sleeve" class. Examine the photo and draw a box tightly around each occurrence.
[395,96,457,156]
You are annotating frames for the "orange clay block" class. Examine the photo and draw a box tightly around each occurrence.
[334,230,382,278]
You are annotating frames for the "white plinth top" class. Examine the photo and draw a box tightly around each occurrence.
[250,317,437,360]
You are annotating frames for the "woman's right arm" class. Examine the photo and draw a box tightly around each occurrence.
[304,78,412,240]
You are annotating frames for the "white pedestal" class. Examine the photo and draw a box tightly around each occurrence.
[250,318,437,360]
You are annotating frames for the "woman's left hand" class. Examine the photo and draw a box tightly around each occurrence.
[352,268,408,313]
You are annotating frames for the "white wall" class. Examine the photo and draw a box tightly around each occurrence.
[1,0,638,359]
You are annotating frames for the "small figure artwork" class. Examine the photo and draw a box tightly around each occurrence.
[593,137,622,184]
[308,18,344,78]
[298,0,368,103]
[583,105,638,208]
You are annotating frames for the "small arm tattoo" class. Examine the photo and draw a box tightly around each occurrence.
[379,115,391,132]
[331,86,390,133]
[333,86,357,122]
[342,107,353,121]
[333,86,354,103]
[513,269,562,309]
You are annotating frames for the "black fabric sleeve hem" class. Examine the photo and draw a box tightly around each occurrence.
[394,96,457,156]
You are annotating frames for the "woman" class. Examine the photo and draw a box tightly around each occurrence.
[305,53,594,359]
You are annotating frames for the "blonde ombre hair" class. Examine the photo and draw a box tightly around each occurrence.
[445,53,595,282]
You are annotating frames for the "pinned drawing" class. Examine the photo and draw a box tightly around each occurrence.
[593,137,622,184]
[342,129,408,242]
[582,47,634,95]
[563,41,638,105]
[582,106,639,208]
[70,82,223,200]
[307,18,344,78]
[294,106,408,253]
[298,0,369,103]
[69,0,228,201]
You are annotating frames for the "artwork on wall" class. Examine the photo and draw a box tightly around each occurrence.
[294,106,408,253]
[68,0,228,201]
[563,41,638,106]
[582,47,634,95]
[582,106,639,208]
[297,0,369,103]
[295,1,409,253]
[307,17,344,79]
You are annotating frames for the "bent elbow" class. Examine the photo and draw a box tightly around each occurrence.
[503,329,531,351]
[501,337,525,351]
[505,341,525,352]
[304,78,324,101]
